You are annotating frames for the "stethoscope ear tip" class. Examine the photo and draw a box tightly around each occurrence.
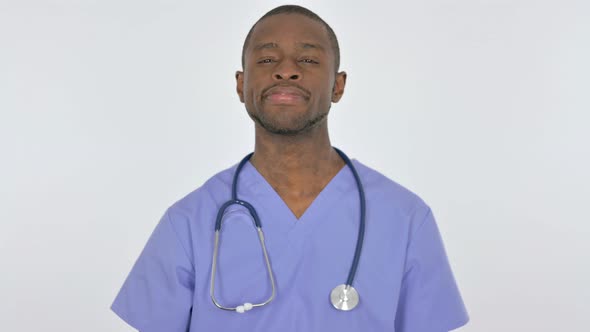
[236,302,254,313]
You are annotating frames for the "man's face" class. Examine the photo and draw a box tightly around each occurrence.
[236,14,346,136]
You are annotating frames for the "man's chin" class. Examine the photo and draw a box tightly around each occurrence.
[249,112,328,137]
[258,122,310,136]
[261,104,308,115]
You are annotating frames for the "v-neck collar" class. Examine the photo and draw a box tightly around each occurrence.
[228,159,361,279]
[238,160,355,225]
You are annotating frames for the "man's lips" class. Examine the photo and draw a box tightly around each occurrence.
[263,86,309,104]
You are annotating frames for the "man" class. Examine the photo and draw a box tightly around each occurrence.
[112,5,469,332]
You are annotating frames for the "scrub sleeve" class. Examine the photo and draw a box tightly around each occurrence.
[394,208,469,332]
[111,211,195,332]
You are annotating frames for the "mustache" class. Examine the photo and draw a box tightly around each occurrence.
[261,83,311,99]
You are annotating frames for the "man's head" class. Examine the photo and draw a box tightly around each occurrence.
[236,5,347,136]
[241,5,341,73]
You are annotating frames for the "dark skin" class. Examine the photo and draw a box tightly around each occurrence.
[236,13,347,219]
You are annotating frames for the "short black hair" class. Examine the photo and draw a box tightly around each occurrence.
[241,5,341,72]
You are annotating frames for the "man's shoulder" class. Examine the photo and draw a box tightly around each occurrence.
[353,159,429,214]
[165,163,237,217]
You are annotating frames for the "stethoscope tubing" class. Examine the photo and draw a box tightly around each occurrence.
[333,147,366,287]
[210,148,365,311]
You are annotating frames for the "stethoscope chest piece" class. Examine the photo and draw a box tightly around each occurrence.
[330,284,359,311]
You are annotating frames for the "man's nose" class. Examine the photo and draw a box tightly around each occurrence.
[273,60,301,81]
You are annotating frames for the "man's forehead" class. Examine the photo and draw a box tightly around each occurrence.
[248,14,331,48]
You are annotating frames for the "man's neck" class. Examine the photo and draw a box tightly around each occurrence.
[249,124,345,218]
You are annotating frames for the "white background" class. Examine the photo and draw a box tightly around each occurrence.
[1,0,589,331]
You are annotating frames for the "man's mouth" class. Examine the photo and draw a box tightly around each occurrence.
[263,85,309,104]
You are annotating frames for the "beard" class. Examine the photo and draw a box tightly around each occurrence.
[247,108,329,136]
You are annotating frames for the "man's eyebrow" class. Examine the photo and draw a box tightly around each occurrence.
[253,42,279,51]
[252,42,326,52]
[296,42,325,51]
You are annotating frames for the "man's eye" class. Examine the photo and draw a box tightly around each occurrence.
[300,58,318,64]
[258,58,274,64]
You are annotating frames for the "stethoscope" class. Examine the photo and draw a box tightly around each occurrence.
[210,148,366,313]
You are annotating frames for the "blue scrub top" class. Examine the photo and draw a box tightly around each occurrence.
[111,159,469,331]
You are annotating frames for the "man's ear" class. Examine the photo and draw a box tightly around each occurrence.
[332,71,347,103]
[236,71,245,103]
